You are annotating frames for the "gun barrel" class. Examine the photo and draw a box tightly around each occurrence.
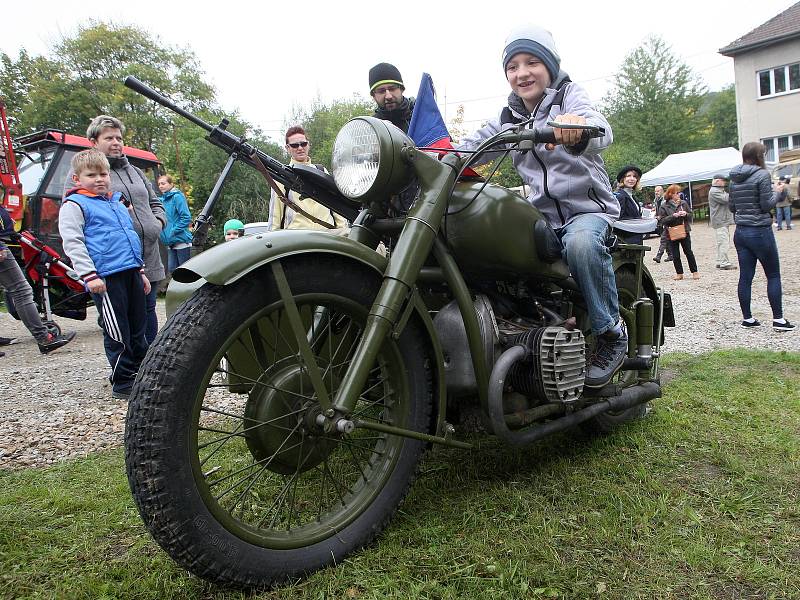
[124,76,212,133]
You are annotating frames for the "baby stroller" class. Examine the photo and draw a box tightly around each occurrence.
[4,230,91,336]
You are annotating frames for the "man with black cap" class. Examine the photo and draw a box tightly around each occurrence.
[369,62,415,133]
[457,24,629,389]
[709,174,736,269]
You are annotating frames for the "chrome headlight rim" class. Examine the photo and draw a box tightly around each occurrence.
[331,116,413,202]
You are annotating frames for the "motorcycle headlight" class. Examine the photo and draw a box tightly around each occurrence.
[332,116,414,202]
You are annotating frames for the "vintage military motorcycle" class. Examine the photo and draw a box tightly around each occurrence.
[123,77,673,588]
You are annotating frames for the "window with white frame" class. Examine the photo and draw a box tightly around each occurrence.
[762,133,800,163]
[758,62,800,98]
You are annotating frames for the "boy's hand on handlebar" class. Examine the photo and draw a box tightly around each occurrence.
[87,278,106,294]
[546,114,586,151]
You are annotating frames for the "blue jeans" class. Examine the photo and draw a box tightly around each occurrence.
[558,214,619,335]
[145,281,160,344]
[168,246,191,272]
[775,206,792,229]
[734,225,783,320]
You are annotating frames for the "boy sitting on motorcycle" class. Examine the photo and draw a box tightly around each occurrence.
[457,24,624,387]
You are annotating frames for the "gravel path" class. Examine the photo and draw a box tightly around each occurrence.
[2,222,798,469]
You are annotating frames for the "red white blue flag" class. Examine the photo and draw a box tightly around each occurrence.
[408,73,452,149]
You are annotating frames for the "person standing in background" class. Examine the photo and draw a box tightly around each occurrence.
[658,184,699,280]
[652,185,674,263]
[708,174,736,270]
[775,175,793,230]
[157,174,193,273]
[369,63,415,133]
[729,142,794,331]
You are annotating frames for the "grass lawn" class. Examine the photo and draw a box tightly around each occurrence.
[1,350,799,599]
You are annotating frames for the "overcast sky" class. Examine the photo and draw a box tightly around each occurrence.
[2,0,795,143]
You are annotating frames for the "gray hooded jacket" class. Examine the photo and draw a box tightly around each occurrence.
[728,164,777,228]
[65,156,166,281]
[457,74,618,228]
[708,185,734,228]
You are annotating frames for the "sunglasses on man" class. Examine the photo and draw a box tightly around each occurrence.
[287,141,309,148]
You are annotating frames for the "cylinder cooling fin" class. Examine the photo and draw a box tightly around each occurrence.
[507,326,585,403]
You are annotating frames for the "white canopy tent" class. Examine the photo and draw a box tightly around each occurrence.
[640,147,741,206]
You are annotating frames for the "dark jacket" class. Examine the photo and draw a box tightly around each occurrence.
[374,97,415,133]
[159,188,193,246]
[728,164,777,228]
[615,189,642,220]
[64,156,166,281]
[658,197,693,234]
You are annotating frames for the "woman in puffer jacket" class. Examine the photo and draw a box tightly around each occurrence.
[729,142,794,331]
[657,184,699,281]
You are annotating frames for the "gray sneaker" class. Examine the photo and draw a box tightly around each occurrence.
[585,322,628,388]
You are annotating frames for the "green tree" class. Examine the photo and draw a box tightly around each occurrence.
[0,50,70,137]
[699,85,738,149]
[604,36,708,158]
[0,22,214,149]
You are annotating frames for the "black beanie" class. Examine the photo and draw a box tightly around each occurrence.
[369,63,404,93]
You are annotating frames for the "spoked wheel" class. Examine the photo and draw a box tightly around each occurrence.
[125,256,432,587]
[582,269,649,433]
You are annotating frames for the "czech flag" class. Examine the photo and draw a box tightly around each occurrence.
[408,73,479,177]
[408,73,452,150]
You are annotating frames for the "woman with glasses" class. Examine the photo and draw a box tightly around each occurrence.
[267,126,346,231]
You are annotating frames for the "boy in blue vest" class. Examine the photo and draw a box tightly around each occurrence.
[59,149,150,399]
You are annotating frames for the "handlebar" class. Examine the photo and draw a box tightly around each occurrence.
[503,121,606,146]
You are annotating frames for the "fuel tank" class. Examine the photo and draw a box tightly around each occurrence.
[442,181,570,280]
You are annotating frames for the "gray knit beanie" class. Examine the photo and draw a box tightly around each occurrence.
[501,25,561,81]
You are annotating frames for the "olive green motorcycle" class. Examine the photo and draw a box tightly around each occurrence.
[123,77,674,588]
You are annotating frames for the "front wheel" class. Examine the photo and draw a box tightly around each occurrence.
[125,256,433,587]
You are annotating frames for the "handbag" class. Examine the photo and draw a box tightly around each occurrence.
[667,223,687,241]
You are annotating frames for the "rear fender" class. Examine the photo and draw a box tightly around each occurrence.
[166,229,448,438]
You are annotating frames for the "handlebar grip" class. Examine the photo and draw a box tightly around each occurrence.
[124,76,213,132]
[517,128,557,145]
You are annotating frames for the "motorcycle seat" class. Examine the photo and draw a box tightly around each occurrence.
[612,218,658,235]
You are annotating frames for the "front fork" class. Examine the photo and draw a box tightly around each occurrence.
[332,153,458,417]
[272,151,459,427]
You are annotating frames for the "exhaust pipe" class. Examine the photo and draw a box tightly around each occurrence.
[488,345,661,446]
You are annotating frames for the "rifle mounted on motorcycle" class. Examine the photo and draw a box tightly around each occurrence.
[123,76,675,588]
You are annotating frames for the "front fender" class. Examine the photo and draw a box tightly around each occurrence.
[165,229,449,437]
[167,231,389,315]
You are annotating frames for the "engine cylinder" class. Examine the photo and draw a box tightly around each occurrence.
[507,326,586,403]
